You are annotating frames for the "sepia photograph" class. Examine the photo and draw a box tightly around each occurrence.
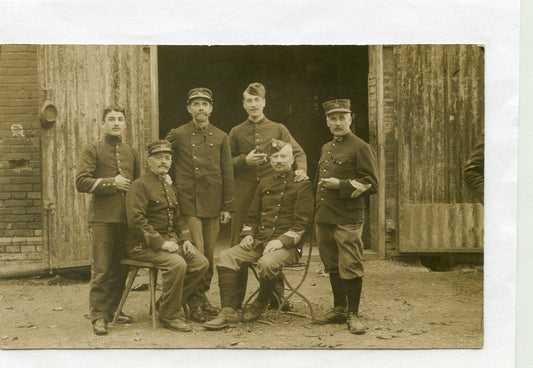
[0,44,484,349]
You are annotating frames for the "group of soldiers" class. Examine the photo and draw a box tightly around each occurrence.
[76,82,379,337]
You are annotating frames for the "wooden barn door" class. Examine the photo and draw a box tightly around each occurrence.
[394,45,484,253]
[37,45,153,269]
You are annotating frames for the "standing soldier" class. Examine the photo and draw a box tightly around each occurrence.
[76,105,140,335]
[313,99,379,335]
[228,82,308,308]
[165,88,235,322]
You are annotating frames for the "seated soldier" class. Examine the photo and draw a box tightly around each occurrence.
[125,140,209,332]
[204,142,314,330]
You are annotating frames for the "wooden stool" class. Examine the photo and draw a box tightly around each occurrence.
[112,259,158,328]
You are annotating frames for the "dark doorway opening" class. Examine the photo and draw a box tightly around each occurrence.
[157,45,371,247]
[158,45,369,178]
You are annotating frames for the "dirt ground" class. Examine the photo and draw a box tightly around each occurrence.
[0,258,483,350]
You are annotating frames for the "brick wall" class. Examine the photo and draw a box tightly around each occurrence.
[0,44,44,270]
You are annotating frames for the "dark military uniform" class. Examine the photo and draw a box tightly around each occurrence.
[125,170,208,320]
[315,132,379,278]
[463,137,484,203]
[216,171,314,310]
[76,134,140,323]
[228,117,307,245]
[165,121,235,293]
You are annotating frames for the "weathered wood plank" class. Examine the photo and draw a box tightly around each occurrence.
[37,45,149,268]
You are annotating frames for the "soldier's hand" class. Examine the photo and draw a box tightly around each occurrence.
[115,174,131,192]
[181,240,195,258]
[161,240,180,253]
[245,149,268,166]
[294,169,309,182]
[220,211,232,224]
[320,177,341,189]
[239,235,254,251]
[263,239,283,255]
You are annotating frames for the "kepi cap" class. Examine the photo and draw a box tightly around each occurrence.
[148,140,173,156]
[322,99,352,115]
[187,87,213,104]
[244,82,266,98]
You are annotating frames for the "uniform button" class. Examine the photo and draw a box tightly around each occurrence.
[277,203,281,207]
[280,192,284,195]
[332,143,336,146]
[192,132,196,136]
[261,226,265,229]
[272,227,276,231]
[323,169,327,172]
[195,167,199,170]
[210,143,213,146]
[325,160,328,163]
[257,177,260,181]
[274,216,278,219]
[118,160,121,163]
[193,156,197,159]
[283,181,286,184]
[321,188,324,191]
[255,133,259,136]
[192,144,196,147]
[209,132,213,136]
[256,139,259,142]
[327,152,331,154]
[321,198,324,201]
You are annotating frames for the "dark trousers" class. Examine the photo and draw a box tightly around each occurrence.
[217,244,299,309]
[315,221,365,279]
[185,216,219,294]
[128,245,208,320]
[89,222,128,323]
[230,179,259,306]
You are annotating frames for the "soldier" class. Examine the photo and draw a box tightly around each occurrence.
[463,135,484,203]
[125,140,209,332]
[228,82,308,308]
[76,105,140,335]
[313,99,379,335]
[204,142,314,330]
[165,88,235,322]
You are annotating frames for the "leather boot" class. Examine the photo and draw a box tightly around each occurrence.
[243,278,274,322]
[347,313,366,334]
[268,277,292,311]
[235,266,248,309]
[203,298,220,316]
[92,318,108,335]
[313,273,347,324]
[345,277,363,315]
[313,306,347,324]
[217,267,241,311]
[203,307,240,330]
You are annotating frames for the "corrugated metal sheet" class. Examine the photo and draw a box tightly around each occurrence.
[37,45,151,268]
[399,203,483,252]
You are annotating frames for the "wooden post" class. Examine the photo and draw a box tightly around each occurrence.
[150,45,159,141]
[373,46,387,258]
